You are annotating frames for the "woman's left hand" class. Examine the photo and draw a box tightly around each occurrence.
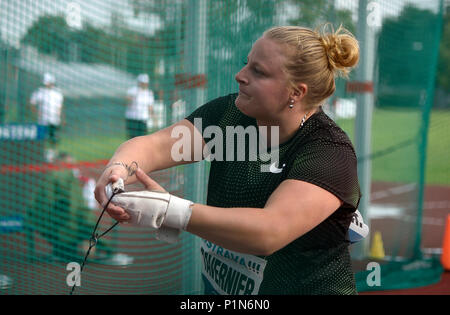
[111,168,193,230]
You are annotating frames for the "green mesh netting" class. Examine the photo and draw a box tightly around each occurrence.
[0,0,446,294]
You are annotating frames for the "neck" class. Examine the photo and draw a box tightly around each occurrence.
[256,107,317,147]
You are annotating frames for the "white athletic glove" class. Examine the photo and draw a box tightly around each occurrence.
[108,189,193,243]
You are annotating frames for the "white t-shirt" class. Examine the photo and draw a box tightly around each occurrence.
[83,178,98,210]
[30,87,64,126]
[171,99,186,124]
[126,86,155,121]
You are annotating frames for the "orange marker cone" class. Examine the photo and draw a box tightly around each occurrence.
[441,214,450,271]
[369,231,385,260]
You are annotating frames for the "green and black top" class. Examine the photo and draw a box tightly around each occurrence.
[186,93,361,295]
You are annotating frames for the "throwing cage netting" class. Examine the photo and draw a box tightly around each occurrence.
[0,0,446,294]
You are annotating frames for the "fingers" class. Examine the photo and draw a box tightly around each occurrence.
[95,165,130,222]
[135,168,166,192]
[107,169,165,223]
[106,203,130,222]
[95,166,165,223]
[96,185,130,222]
[95,166,127,204]
[94,183,108,208]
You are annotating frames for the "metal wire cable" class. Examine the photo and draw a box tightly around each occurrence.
[69,191,120,295]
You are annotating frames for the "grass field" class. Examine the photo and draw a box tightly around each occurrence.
[59,108,450,186]
[425,109,450,186]
[59,134,126,162]
[338,107,450,186]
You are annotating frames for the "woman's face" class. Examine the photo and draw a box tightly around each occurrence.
[235,36,291,121]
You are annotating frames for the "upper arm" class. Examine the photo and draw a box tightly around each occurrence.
[261,140,359,252]
[263,179,343,251]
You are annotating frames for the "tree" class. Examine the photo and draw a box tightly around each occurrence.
[436,7,450,91]
[22,16,72,61]
[205,0,278,98]
[377,5,443,107]
[21,14,156,76]
[287,0,355,34]
[205,0,355,98]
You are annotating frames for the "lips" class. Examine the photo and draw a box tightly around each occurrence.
[238,89,250,98]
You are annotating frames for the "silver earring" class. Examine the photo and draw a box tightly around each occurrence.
[289,99,294,108]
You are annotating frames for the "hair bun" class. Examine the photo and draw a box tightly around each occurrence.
[319,25,359,77]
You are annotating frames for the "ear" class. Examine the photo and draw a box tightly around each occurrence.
[291,83,308,102]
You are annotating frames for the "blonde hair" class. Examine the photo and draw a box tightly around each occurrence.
[263,24,359,109]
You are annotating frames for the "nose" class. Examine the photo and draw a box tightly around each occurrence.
[235,67,248,85]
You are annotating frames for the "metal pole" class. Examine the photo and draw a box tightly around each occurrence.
[414,0,445,259]
[353,0,376,259]
[182,0,208,294]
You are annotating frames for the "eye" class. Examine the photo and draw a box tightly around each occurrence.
[252,67,264,75]
[242,59,264,76]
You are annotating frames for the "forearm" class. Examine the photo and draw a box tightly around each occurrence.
[109,120,204,183]
[108,136,155,175]
[186,203,276,256]
[108,134,170,184]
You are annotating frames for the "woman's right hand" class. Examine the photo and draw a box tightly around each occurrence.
[94,165,131,222]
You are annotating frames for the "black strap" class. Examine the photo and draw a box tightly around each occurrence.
[69,191,120,295]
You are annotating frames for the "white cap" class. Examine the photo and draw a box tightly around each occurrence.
[137,74,149,84]
[43,73,55,85]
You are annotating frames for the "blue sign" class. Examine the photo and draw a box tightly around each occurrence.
[0,124,47,141]
[0,215,24,233]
